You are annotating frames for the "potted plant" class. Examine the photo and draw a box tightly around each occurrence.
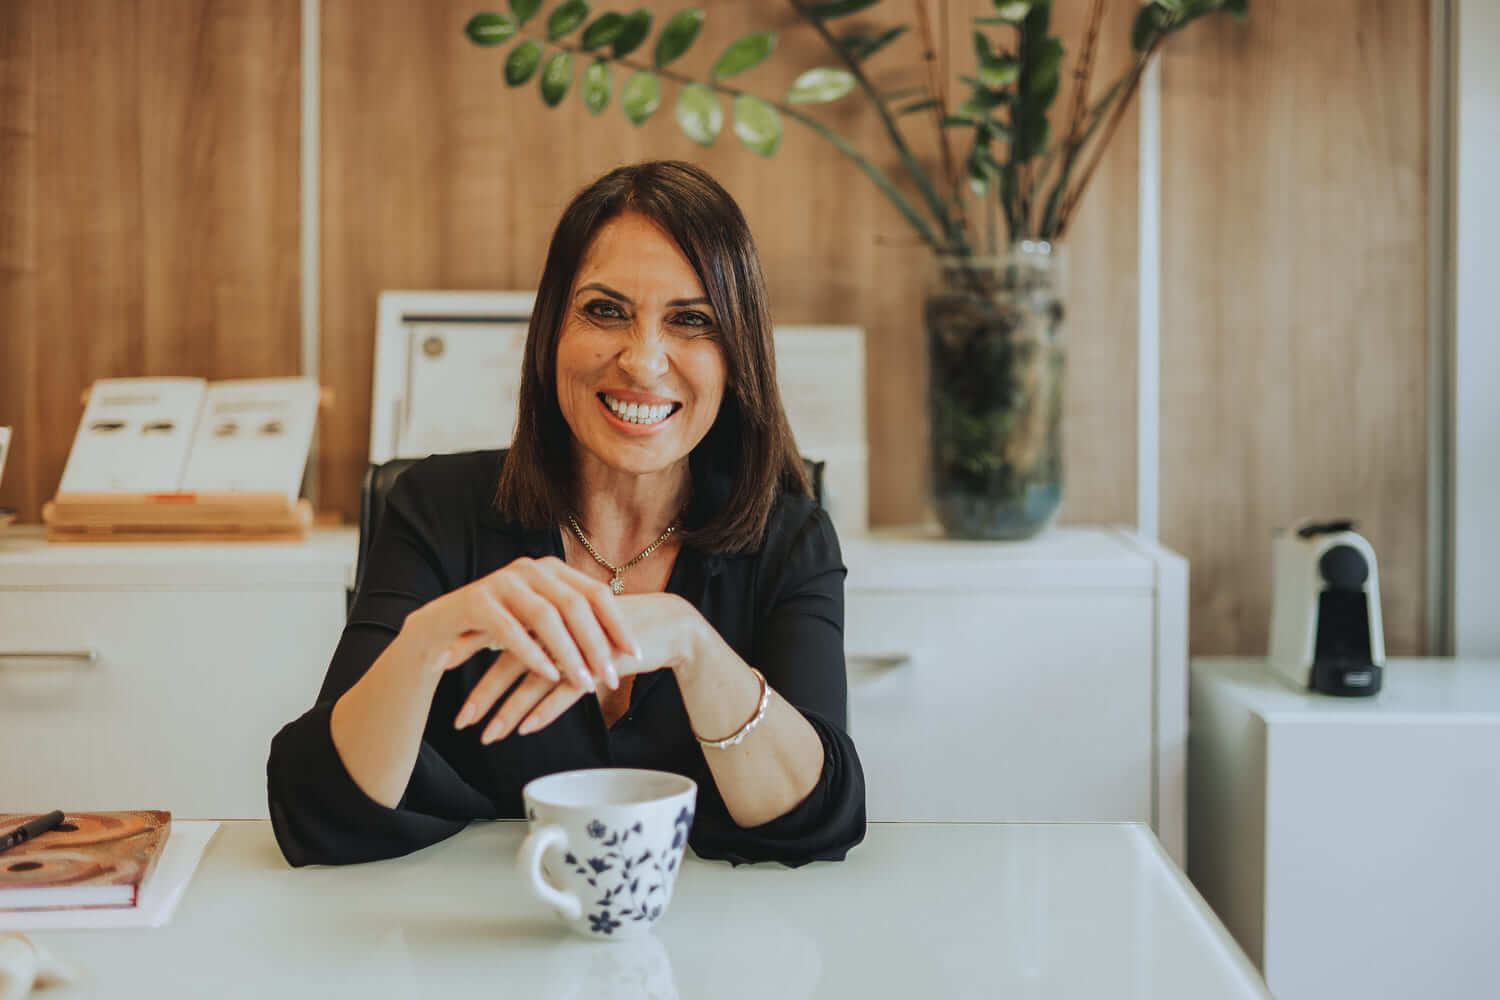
[465,0,1248,538]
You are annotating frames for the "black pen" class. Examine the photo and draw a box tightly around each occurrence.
[0,810,66,854]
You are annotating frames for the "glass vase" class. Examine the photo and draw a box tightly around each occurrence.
[924,241,1065,540]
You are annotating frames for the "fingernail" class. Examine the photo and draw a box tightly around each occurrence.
[455,706,474,729]
[481,722,504,744]
[606,660,619,691]
[632,643,643,660]
[577,668,593,690]
[518,717,538,735]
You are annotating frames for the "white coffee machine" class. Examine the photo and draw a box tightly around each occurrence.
[1268,518,1386,696]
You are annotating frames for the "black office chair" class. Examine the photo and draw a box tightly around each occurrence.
[348,453,825,614]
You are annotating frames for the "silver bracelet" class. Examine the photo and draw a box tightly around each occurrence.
[695,667,770,750]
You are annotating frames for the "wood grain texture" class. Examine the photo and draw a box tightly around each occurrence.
[1160,0,1429,654]
[318,0,1141,528]
[0,0,301,523]
[0,0,38,519]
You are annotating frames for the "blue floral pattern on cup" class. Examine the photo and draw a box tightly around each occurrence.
[558,808,695,935]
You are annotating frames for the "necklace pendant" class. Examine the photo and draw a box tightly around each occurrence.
[610,575,625,595]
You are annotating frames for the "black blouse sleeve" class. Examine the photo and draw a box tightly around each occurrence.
[689,503,867,866]
[266,461,496,867]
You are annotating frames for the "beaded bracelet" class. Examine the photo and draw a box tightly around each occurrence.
[694,667,770,750]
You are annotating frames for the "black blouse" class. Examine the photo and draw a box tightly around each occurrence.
[266,450,865,868]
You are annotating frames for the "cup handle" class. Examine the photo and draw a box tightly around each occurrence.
[518,825,582,921]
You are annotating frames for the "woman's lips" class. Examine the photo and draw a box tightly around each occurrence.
[597,393,680,434]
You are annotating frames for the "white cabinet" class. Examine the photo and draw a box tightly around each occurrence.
[1188,657,1500,1000]
[0,528,354,819]
[843,526,1188,864]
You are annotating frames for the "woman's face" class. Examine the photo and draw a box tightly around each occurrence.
[555,211,728,482]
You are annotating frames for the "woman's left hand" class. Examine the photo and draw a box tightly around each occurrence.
[457,592,705,744]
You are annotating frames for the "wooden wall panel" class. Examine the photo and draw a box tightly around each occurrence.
[0,0,301,522]
[319,0,1140,529]
[0,1,39,519]
[1160,0,1429,654]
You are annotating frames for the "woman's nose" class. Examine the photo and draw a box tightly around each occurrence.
[616,328,670,382]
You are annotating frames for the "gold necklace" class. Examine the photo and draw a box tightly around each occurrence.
[566,513,680,595]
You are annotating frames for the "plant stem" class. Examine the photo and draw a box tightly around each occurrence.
[1055,39,1160,235]
[1037,75,1125,238]
[788,0,965,252]
[526,32,944,249]
[913,0,965,235]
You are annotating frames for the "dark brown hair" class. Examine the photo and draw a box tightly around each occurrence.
[495,160,809,553]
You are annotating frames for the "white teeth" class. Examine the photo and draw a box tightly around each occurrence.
[603,395,675,425]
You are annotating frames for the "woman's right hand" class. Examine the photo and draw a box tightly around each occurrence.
[397,555,637,699]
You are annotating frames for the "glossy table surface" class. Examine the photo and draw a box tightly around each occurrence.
[30,820,1270,999]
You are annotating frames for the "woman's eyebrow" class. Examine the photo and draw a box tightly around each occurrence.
[575,282,712,309]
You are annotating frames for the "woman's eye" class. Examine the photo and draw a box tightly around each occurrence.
[584,300,625,320]
[673,311,714,330]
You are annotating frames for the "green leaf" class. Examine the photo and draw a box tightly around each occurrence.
[612,9,652,57]
[837,25,907,61]
[940,114,975,129]
[991,1,1030,21]
[732,94,782,156]
[655,8,705,68]
[898,97,942,115]
[712,32,774,80]
[505,41,543,85]
[807,0,880,18]
[509,0,542,25]
[675,82,722,146]
[539,50,573,105]
[1225,0,1249,19]
[973,31,993,63]
[580,12,625,51]
[581,59,611,113]
[967,154,989,196]
[786,67,856,104]
[1132,3,1170,51]
[836,26,900,61]
[465,12,516,46]
[621,69,661,124]
[1029,38,1063,99]
[979,56,1019,87]
[546,0,589,40]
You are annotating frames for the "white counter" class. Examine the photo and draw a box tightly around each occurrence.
[30,820,1267,999]
[1189,657,1500,1000]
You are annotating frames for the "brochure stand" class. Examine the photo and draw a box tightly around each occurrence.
[41,386,331,543]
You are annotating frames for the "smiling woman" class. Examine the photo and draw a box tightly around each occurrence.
[267,161,866,869]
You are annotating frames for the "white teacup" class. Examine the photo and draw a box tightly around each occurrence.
[519,768,697,940]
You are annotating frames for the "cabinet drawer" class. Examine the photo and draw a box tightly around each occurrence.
[0,588,344,818]
[845,589,1155,823]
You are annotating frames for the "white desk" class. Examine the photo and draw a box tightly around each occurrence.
[30,821,1266,999]
[1189,657,1500,1000]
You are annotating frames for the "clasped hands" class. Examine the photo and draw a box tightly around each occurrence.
[398,556,698,744]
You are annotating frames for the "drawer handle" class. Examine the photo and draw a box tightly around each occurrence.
[0,650,100,669]
[848,652,913,675]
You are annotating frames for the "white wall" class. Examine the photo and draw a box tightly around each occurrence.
[1454,0,1500,657]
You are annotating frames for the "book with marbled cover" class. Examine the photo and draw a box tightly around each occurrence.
[0,811,171,911]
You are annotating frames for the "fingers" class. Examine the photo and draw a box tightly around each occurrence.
[429,630,495,675]
[526,567,621,691]
[453,652,528,730]
[516,681,588,736]
[480,671,576,744]
[469,588,562,684]
[551,561,642,661]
